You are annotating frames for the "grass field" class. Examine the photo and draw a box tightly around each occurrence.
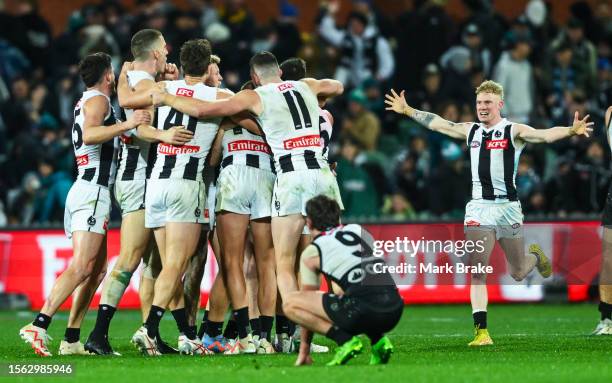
[1,304,611,382]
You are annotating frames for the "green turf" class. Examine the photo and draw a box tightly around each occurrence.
[1,304,611,382]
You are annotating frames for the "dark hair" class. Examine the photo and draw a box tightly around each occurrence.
[131,29,162,61]
[240,80,255,90]
[280,57,307,81]
[249,51,279,73]
[78,52,112,87]
[348,11,368,27]
[305,195,341,231]
[180,39,212,77]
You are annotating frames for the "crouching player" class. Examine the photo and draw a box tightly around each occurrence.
[283,196,403,366]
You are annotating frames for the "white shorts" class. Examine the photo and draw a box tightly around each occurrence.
[207,183,217,230]
[216,165,275,220]
[64,181,111,239]
[114,179,146,216]
[272,167,343,217]
[464,200,524,239]
[145,179,207,228]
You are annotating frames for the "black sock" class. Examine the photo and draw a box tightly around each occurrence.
[368,333,383,344]
[473,311,487,329]
[288,320,296,336]
[64,327,80,343]
[223,319,238,339]
[275,315,289,335]
[91,304,116,338]
[232,307,250,339]
[325,325,353,346]
[33,313,52,330]
[250,317,261,337]
[207,321,224,337]
[171,308,195,339]
[260,315,274,341]
[599,301,612,320]
[145,305,165,338]
[198,310,209,338]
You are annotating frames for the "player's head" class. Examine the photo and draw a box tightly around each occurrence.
[131,29,167,72]
[249,51,281,86]
[78,52,114,90]
[305,195,341,233]
[475,80,504,124]
[180,39,212,77]
[280,57,306,81]
[204,54,223,87]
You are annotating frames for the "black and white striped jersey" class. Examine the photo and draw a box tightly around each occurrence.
[312,224,395,291]
[149,80,221,181]
[319,108,333,161]
[254,81,327,173]
[467,118,525,202]
[220,126,274,172]
[72,89,117,187]
[116,70,154,181]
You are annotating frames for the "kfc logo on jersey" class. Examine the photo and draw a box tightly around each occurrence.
[176,88,194,97]
[228,140,271,154]
[76,154,89,167]
[485,139,508,150]
[283,135,321,150]
[158,143,200,155]
[277,83,294,92]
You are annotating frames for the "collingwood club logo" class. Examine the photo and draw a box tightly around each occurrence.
[87,216,96,226]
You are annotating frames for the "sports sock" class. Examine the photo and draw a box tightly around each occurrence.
[33,313,52,330]
[64,327,80,343]
[275,314,289,335]
[171,308,196,339]
[250,317,261,337]
[145,305,165,338]
[599,301,612,320]
[325,325,352,346]
[232,307,250,339]
[473,311,487,330]
[260,315,274,341]
[224,319,238,339]
[198,310,209,338]
[90,304,116,339]
[207,321,224,338]
[368,333,383,344]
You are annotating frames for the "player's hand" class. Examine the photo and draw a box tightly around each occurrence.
[569,111,594,137]
[125,110,151,130]
[163,63,179,80]
[295,352,313,366]
[385,89,412,116]
[121,61,134,74]
[160,126,193,145]
[150,82,168,106]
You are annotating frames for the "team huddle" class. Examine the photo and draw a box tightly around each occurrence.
[17,26,612,366]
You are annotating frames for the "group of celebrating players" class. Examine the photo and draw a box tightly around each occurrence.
[17,25,612,367]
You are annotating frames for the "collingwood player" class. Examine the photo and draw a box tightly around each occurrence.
[132,39,226,356]
[283,195,403,366]
[595,105,612,335]
[19,53,151,356]
[150,51,344,304]
[385,80,593,346]
[84,29,193,355]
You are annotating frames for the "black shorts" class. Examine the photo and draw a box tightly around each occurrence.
[322,287,403,336]
[602,183,612,226]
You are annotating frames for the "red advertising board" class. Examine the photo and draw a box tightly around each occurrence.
[0,222,602,309]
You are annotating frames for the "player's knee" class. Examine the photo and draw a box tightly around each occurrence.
[69,261,96,281]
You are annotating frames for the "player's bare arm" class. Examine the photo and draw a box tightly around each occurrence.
[228,111,264,136]
[117,62,157,109]
[301,77,344,99]
[385,89,471,139]
[606,106,612,136]
[136,124,193,145]
[208,126,225,167]
[514,111,593,144]
[295,245,322,366]
[82,96,150,145]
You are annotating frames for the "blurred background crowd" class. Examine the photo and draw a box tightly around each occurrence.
[0,0,611,225]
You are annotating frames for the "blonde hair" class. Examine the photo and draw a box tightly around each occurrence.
[475,80,504,100]
[210,55,221,65]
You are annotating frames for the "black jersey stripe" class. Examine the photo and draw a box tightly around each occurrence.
[121,147,140,181]
[221,155,233,168]
[478,130,495,200]
[502,124,518,201]
[246,154,260,168]
[294,91,312,129]
[283,92,303,129]
[304,150,320,169]
[159,156,177,179]
[97,140,114,187]
[279,154,294,172]
[82,167,96,181]
[183,157,199,180]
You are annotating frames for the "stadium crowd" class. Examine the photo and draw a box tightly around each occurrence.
[0,0,611,225]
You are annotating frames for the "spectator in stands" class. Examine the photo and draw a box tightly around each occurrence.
[441,23,492,77]
[410,63,445,113]
[6,172,41,225]
[546,156,579,215]
[381,193,417,220]
[341,88,381,151]
[575,140,609,213]
[427,141,469,217]
[318,1,394,88]
[493,30,535,124]
[516,155,543,204]
[36,157,71,223]
[270,1,302,63]
[393,150,427,213]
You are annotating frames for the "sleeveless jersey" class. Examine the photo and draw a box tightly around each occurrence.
[116,70,154,181]
[312,224,396,291]
[149,80,221,181]
[607,114,612,152]
[254,81,327,173]
[467,118,525,202]
[220,126,274,172]
[319,108,333,161]
[72,89,117,187]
